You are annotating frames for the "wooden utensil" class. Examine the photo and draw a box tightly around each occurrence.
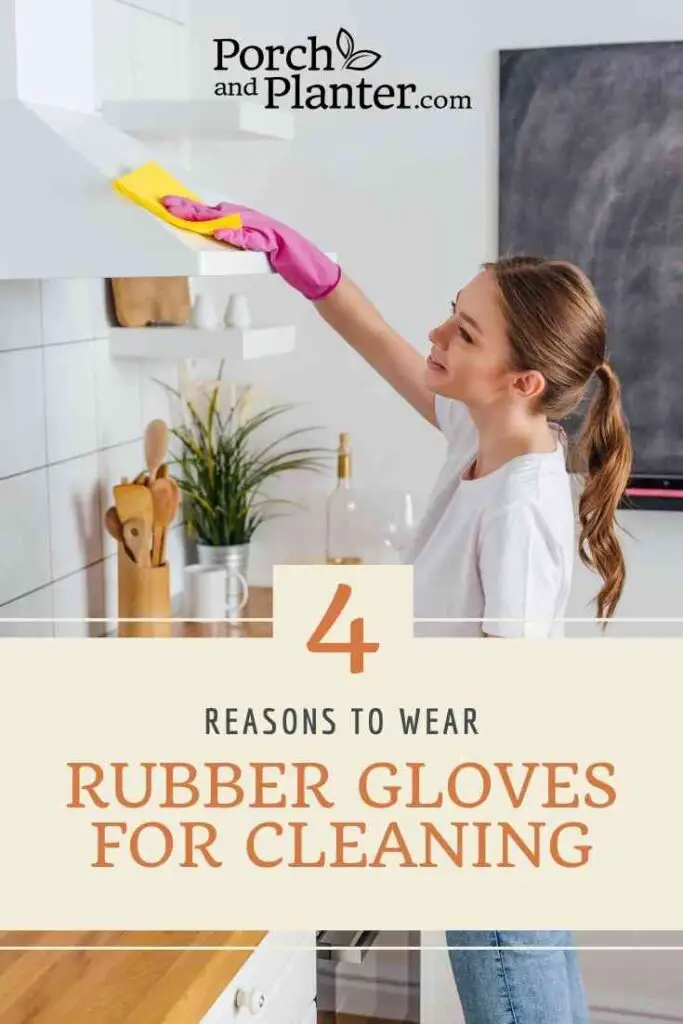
[122,518,151,568]
[150,477,180,566]
[104,506,124,544]
[145,419,169,482]
[113,482,154,527]
[105,505,136,563]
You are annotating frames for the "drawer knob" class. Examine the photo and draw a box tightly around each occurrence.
[235,988,267,1015]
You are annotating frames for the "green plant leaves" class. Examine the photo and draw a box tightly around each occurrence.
[170,385,331,547]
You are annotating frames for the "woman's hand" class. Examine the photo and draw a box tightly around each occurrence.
[161,196,341,301]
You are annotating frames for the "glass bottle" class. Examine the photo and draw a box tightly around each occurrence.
[325,432,363,565]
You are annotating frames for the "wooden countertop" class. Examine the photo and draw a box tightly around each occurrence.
[0,931,267,1024]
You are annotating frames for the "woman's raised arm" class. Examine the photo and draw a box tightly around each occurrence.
[314,274,437,426]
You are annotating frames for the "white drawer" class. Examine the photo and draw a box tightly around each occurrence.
[200,931,315,1024]
[298,1002,317,1024]
[263,943,316,1024]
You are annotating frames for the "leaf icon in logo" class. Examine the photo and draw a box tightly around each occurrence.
[336,28,354,60]
[343,49,381,71]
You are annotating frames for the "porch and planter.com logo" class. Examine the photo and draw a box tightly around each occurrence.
[213,28,472,111]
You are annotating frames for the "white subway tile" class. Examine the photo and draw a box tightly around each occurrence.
[0,586,54,638]
[131,7,188,98]
[0,349,46,478]
[52,561,106,638]
[90,279,113,337]
[0,470,52,605]
[44,340,98,463]
[95,0,135,101]
[93,338,143,449]
[140,359,181,430]
[48,454,103,580]
[98,440,145,556]
[0,281,43,351]
[41,279,95,346]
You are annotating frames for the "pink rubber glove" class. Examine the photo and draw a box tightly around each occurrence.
[161,196,341,301]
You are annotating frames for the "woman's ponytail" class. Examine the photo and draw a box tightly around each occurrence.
[574,361,633,622]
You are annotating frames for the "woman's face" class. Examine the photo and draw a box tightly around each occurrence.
[424,269,517,408]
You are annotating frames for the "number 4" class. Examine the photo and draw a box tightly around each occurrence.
[307,583,379,675]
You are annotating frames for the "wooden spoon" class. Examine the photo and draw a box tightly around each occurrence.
[105,506,136,562]
[150,477,180,566]
[122,518,151,568]
[113,483,154,530]
[144,419,169,483]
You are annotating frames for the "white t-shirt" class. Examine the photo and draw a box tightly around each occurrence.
[406,394,576,637]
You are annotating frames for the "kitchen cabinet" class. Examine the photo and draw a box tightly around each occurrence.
[420,931,464,1024]
[200,930,315,1024]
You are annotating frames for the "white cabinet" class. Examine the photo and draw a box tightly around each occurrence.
[420,931,464,1024]
[199,931,316,1024]
[298,1003,317,1024]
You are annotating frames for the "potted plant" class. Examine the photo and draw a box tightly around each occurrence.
[166,372,328,611]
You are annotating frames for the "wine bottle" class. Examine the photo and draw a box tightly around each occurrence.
[326,432,363,565]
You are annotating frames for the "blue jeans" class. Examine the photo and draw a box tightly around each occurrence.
[446,931,589,1024]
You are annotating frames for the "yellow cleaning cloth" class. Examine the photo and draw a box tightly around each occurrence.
[113,162,242,235]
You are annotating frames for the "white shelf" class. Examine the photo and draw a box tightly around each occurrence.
[102,100,295,142]
[109,324,296,360]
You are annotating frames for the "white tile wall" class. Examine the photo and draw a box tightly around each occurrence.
[52,562,106,638]
[0,281,43,351]
[0,586,54,639]
[0,349,46,478]
[140,359,180,430]
[41,279,97,346]
[44,340,99,463]
[0,470,52,606]
[48,454,103,580]
[93,337,143,448]
[0,0,191,633]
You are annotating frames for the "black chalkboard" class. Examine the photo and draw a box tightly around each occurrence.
[499,41,683,509]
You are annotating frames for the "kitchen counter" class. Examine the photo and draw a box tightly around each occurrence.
[0,931,267,1024]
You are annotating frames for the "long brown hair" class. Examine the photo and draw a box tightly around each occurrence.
[482,255,633,621]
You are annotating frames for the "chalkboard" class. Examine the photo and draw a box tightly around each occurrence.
[499,41,683,509]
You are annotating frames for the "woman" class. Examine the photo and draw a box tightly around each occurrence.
[163,195,633,1022]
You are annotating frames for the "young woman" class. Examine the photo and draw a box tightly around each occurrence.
[163,195,633,1022]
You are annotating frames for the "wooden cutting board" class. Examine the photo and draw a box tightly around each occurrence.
[110,277,191,327]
